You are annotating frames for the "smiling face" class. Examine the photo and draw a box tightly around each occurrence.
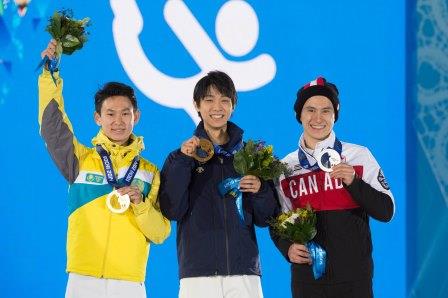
[94,95,140,145]
[300,95,335,149]
[194,85,234,131]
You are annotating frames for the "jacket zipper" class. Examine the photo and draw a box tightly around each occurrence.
[220,156,231,275]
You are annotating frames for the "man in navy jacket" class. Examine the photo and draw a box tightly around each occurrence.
[159,71,277,298]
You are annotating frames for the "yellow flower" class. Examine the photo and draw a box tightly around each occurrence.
[262,158,271,167]
[278,213,288,222]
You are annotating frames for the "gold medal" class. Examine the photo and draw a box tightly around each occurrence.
[192,138,214,163]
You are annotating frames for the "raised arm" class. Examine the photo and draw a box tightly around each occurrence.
[38,40,88,183]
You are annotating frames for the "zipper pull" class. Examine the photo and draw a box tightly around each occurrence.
[218,157,223,164]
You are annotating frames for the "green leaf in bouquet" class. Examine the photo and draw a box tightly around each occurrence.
[51,11,62,38]
[245,140,255,153]
[45,9,90,57]
[63,46,80,55]
[62,34,80,48]
[261,156,272,168]
[233,152,248,175]
[80,17,90,27]
[247,156,255,170]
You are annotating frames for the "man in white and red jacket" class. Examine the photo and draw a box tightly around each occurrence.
[271,77,395,298]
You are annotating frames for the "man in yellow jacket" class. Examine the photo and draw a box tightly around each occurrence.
[38,40,171,298]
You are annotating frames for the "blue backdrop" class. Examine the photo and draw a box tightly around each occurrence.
[0,1,407,297]
[408,0,448,297]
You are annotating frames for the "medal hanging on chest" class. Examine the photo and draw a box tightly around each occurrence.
[96,145,140,214]
[298,138,342,172]
[106,190,131,214]
[316,148,341,172]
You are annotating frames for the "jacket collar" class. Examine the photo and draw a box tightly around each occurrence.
[91,130,144,156]
[194,121,243,150]
[298,131,336,156]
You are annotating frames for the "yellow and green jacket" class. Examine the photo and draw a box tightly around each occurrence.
[38,69,170,282]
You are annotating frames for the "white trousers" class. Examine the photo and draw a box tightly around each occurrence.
[65,273,146,298]
[179,275,263,298]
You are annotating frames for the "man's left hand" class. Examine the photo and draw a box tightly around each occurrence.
[239,175,261,193]
[117,186,144,204]
[330,163,356,186]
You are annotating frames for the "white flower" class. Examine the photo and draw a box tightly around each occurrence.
[281,212,299,228]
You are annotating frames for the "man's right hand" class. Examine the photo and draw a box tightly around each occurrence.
[288,243,312,265]
[180,136,200,157]
[41,39,57,60]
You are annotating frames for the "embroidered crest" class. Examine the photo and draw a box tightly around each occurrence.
[377,169,390,190]
[85,173,104,184]
[196,166,205,174]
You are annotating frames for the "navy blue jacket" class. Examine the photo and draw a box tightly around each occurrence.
[159,121,278,278]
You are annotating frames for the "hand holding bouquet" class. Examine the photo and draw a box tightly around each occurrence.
[269,205,326,279]
[219,140,289,223]
[37,9,90,84]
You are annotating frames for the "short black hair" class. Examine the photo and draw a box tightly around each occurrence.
[193,71,237,107]
[94,82,138,114]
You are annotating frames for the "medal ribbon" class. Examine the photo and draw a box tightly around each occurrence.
[96,145,140,189]
[306,241,327,279]
[218,177,244,223]
[213,141,244,157]
[298,138,342,171]
[215,140,245,223]
[35,55,60,86]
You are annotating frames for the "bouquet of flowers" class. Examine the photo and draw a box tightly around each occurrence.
[233,140,289,181]
[269,205,326,279]
[37,9,90,84]
[269,205,317,244]
[46,9,90,57]
[218,140,289,224]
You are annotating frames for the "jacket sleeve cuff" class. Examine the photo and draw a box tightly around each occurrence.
[246,180,268,199]
[344,176,361,191]
[130,200,152,216]
[41,68,61,79]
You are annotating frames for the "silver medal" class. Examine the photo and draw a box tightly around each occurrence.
[316,148,341,172]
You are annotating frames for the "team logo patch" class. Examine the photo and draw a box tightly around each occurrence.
[377,169,390,190]
[85,173,104,184]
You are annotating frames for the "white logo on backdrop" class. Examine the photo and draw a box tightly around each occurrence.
[110,0,276,123]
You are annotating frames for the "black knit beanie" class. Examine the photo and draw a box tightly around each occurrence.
[294,77,340,124]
